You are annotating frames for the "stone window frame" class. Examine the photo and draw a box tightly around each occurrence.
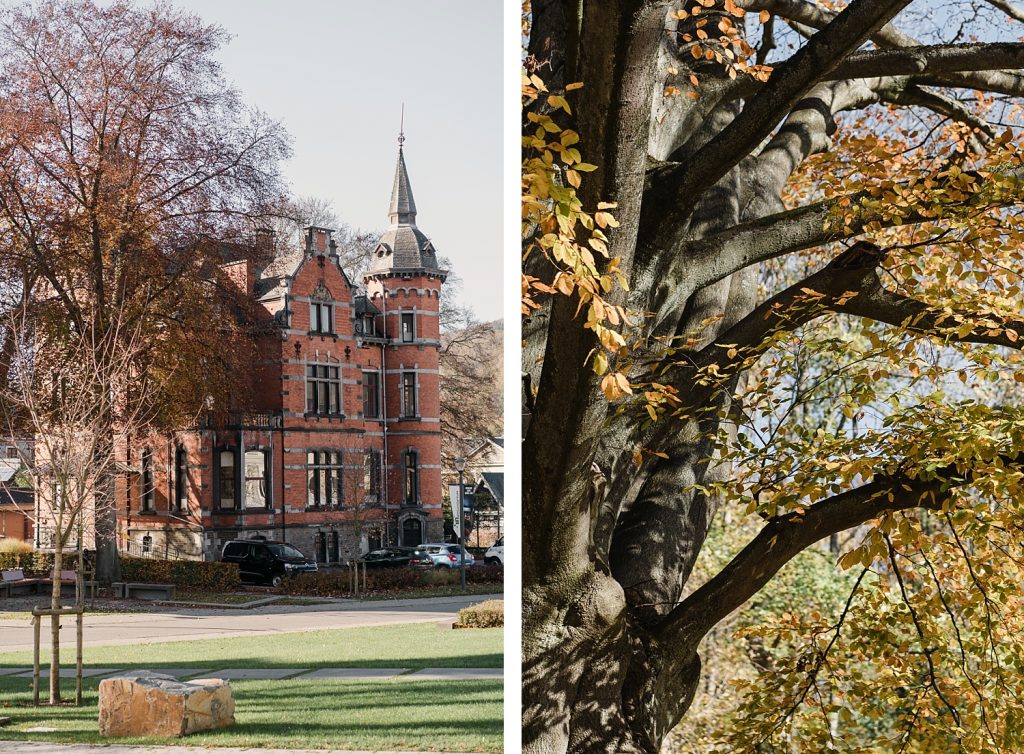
[215,446,239,511]
[306,449,344,510]
[305,362,343,417]
[140,447,155,513]
[362,369,381,419]
[400,311,415,343]
[308,282,335,335]
[173,443,188,511]
[243,447,271,510]
[402,447,420,506]
[364,449,382,501]
[400,371,418,419]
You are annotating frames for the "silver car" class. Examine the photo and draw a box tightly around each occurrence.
[419,543,475,569]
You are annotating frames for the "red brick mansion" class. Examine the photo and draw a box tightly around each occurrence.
[110,143,446,563]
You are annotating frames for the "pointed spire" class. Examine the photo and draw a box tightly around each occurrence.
[388,145,417,224]
[367,124,442,278]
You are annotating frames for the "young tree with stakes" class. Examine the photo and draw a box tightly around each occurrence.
[0,307,157,705]
[524,1,1024,751]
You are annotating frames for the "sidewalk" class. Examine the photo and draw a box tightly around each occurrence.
[0,743,477,754]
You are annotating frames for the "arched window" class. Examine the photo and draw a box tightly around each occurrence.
[402,518,422,547]
[142,534,153,555]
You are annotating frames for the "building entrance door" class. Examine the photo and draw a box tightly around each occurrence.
[402,518,422,547]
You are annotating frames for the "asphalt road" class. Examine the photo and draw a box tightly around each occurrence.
[0,594,502,652]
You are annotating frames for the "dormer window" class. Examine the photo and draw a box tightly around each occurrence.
[310,301,333,334]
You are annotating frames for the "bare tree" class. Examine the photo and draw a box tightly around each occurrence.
[0,306,158,704]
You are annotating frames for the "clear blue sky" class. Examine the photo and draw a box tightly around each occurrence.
[168,0,503,322]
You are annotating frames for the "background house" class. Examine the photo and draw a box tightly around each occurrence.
[0,486,32,543]
[448,436,503,549]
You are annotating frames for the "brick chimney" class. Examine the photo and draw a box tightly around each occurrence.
[304,226,333,257]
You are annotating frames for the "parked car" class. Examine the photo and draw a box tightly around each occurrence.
[361,547,417,569]
[484,537,504,566]
[414,543,475,569]
[407,548,434,568]
[221,539,317,587]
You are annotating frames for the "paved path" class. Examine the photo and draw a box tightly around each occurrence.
[0,594,502,652]
[0,743,477,754]
[2,667,502,680]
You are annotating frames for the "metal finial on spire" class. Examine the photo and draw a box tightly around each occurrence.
[398,103,405,147]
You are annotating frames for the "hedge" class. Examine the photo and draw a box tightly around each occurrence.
[282,564,504,598]
[456,599,504,628]
[0,550,95,576]
[120,556,240,591]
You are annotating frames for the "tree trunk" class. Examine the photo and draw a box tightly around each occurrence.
[522,1,931,750]
[93,401,121,584]
[49,542,62,705]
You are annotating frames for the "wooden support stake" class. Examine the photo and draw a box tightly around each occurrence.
[31,614,39,706]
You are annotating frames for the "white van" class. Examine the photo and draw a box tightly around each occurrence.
[484,536,504,565]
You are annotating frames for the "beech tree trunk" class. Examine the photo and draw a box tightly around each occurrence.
[522,1,1024,751]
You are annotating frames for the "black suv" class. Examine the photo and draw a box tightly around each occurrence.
[361,547,418,569]
[221,539,318,587]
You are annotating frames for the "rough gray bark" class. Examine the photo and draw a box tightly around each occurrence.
[522,2,1024,752]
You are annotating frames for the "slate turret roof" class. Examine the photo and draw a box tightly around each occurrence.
[368,143,441,275]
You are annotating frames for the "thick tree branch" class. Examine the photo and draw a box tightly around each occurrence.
[678,241,1024,383]
[642,0,912,237]
[652,458,988,648]
[716,42,1024,102]
[656,163,1024,300]
[835,43,1024,79]
[742,0,1024,96]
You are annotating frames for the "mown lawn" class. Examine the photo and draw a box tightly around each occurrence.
[0,622,503,669]
[0,677,502,752]
[0,622,504,752]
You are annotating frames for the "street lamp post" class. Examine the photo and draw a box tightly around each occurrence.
[455,456,466,592]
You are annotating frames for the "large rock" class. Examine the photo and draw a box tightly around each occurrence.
[98,671,234,737]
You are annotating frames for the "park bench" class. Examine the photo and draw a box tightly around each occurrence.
[39,569,98,599]
[113,582,175,601]
[0,568,45,597]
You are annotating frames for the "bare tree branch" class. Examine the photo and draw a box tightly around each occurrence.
[982,0,1024,24]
